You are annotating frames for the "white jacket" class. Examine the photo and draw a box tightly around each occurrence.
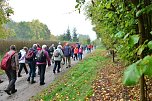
[19,49,26,63]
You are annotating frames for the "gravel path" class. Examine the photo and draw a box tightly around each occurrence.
[0,51,89,101]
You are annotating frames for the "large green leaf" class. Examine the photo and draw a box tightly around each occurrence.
[115,31,124,38]
[147,41,152,49]
[123,63,141,86]
[137,45,145,56]
[128,35,139,47]
[139,56,152,76]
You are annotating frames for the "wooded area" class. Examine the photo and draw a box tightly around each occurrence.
[76,0,152,100]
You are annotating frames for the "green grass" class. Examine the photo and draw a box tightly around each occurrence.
[30,49,109,101]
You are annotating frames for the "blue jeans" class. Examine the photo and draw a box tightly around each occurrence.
[28,61,36,80]
[37,64,46,84]
[78,53,83,60]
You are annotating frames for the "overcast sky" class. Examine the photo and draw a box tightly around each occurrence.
[8,0,97,41]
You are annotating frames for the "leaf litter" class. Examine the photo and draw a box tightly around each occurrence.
[89,51,141,101]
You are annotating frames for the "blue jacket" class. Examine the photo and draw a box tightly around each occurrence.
[63,46,71,57]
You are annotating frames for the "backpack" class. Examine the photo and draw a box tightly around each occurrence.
[79,48,83,53]
[54,50,60,57]
[25,49,34,61]
[18,52,22,59]
[1,51,16,70]
[49,47,54,52]
[64,46,71,56]
[36,50,46,62]
[48,47,54,55]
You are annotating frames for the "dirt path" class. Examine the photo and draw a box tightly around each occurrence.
[0,51,89,101]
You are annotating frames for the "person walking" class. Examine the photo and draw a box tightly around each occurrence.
[18,47,28,77]
[36,45,51,85]
[4,45,19,95]
[26,44,37,84]
[48,44,55,59]
[63,43,71,68]
[52,45,64,74]
[36,44,42,75]
[74,46,78,61]
[78,46,83,60]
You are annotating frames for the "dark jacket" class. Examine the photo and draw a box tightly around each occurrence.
[63,46,71,57]
[36,49,51,66]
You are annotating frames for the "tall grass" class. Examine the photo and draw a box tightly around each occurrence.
[0,39,60,53]
[30,49,109,101]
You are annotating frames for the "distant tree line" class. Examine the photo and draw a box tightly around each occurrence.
[58,27,91,44]
[5,20,52,40]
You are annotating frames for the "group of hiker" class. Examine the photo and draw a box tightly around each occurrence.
[0,42,94,95]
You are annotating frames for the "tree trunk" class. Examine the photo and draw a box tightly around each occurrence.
[140,75,146,101]
[137,6,146,101]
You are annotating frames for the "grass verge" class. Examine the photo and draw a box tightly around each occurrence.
[30,48,109,101]
[0,52,4,75]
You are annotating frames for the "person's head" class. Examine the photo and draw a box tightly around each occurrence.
[32,44,37,49]
[37,43,41,48]
[51,44,54,47]
[57,45,62,49]
[23,47,28,52]
[10,45,16,51]
[66,42,69,46]
[42,44,47,50]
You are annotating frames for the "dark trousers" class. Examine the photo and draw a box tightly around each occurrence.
[37,64,46,84]
[5,69,17,91]
[18,63,28,75]
[28,61,36,81]
[74,54,78,60]
[53,61,61,72]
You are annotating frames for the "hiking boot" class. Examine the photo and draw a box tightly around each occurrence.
[57,71,60,73]
[27,77,30,81]
[0,80,3,83]
[69,65,71,68]
[11,89,17,94]
[4,90,11,95]
[18,75,22,77]
[31,80,36,84]
[53,70,55,74]
[40,82,45,86]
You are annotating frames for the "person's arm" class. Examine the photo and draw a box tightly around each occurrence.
[15,53,19,70]
[45,51,51,66]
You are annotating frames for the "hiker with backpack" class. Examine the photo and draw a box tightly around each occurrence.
[48,44,55,59]
[1,45,19,95]
[78,45,83,60]
[36,45,51,85]
[18,47,28,77]
[26,44,37,84]
[52,45,64,74]
[63,43,71,68]
[36,44,42,75]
